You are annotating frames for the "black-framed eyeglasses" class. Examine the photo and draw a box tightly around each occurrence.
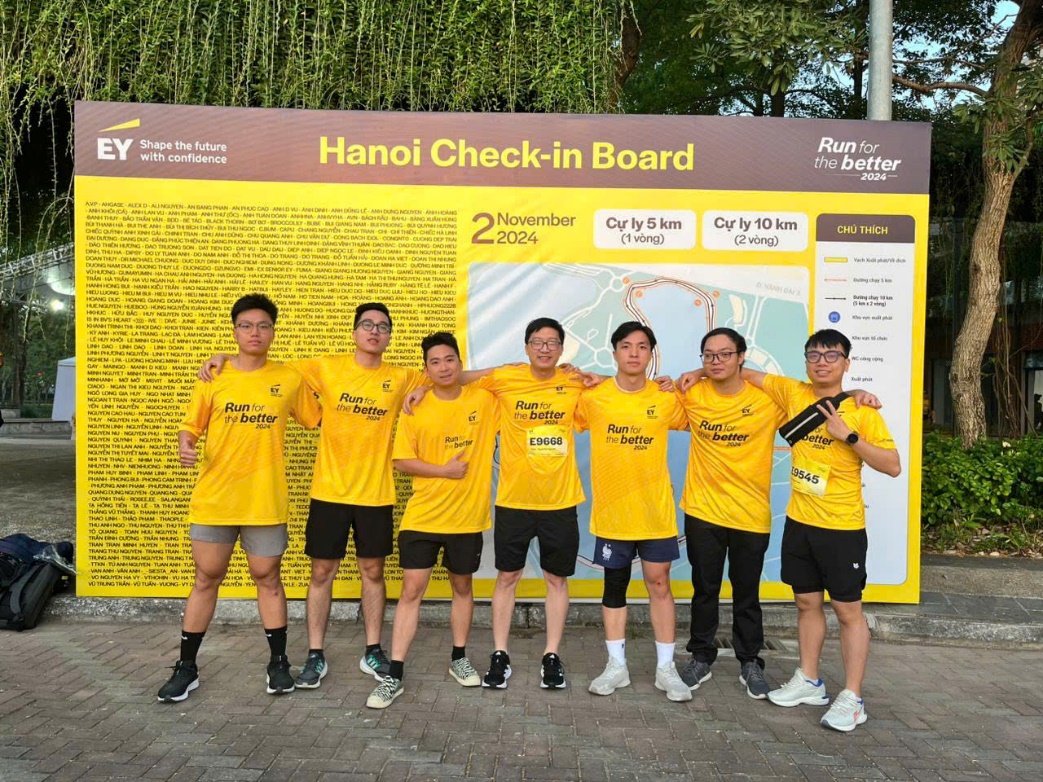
[357,320,392,334]
[701,351,736,364]
[805,350,846,364]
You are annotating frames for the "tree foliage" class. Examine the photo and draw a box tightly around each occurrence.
[0,0,633,254]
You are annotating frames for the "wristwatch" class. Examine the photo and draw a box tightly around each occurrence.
[845,432,859,445]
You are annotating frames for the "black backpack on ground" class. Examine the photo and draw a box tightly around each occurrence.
[0,534,75,631]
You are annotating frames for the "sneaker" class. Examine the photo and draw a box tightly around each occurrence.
[821,688,868,732]
[482,650,512,689]
[295,652,328,689]
[767,667,829,707]
[266,655,295,695]
[366,675,403,709]
[588,659,630,696]
[679,658,713,690]
[360,648,391,681]
[655,661,693,702]
[157,660,199,703]
[540,653,566,689]
[740,661,770,699]
[449,657,481,687]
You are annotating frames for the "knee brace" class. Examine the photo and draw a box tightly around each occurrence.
[601,566,631,609]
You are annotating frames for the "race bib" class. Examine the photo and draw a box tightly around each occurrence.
[527,425,568,458]
[791,457,830,497]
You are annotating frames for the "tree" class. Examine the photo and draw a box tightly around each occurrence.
[896,0,1043,444]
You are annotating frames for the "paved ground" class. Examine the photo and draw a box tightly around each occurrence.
[2,622,1042,782]
[0,438,75,545]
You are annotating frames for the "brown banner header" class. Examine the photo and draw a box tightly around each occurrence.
[75,102,930,194]
[817,214,916,243]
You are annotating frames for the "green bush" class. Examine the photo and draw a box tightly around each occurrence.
[921,432,1043,552]
[18,403,53,419]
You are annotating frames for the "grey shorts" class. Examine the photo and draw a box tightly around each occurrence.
[189,524,288,558]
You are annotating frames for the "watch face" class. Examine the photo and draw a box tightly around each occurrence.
[846,432,859,445]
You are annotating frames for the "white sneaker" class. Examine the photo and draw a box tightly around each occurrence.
[767,667,829,707]
[588,659,630,695]
[821,688,868,732]
[654,661,693,702]
[449,657,481,687]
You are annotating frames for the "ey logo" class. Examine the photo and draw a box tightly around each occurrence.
[97,119,140,161]
[468,411,478,424]
[646,405,657,419]
[381,380,392,392]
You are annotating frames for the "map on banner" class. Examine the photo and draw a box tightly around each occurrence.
[467,261,810,585]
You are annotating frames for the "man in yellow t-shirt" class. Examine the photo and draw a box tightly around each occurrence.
[202,302,425,689]
[676,327,785,700]
[365,332,499,709]
[741,329,900,733]
[404,317,586,690]
[158,294,320,704]
[574,321,692,703]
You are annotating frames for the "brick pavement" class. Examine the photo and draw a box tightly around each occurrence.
[2,621,1041,781]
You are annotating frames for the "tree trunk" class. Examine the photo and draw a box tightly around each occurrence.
[609,6,642,109]
[948,0,1042,446]
[770,88,785,117]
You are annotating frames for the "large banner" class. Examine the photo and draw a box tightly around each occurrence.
[75,102,929,601]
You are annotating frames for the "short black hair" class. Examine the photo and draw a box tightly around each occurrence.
[421,331,460,361]
[611,321,657,350]
[700,327,747,354]
[354,302,392,331]
[231,293,278,325]
[805,329,851,356]
[524,317,565,344]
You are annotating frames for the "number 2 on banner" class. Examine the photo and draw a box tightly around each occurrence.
[472,212,494,244]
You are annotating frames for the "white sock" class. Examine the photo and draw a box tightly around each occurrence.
[606,639,626,665]
[655,641,675,668]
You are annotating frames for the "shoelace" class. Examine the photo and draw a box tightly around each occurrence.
[455,659,478,677]
[490,655,507,673]
[780,673,809,692]
[375,676,399,698]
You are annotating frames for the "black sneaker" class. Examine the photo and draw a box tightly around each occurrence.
[740,661,770,699]
[540,653,566,689]
[360,648,392,681]
[266,655,295,695]
[157,660,199,703]
[680,658,713,690]
[295,652,328,689]
[482,650,512,689]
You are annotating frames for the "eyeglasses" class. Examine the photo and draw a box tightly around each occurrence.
[805,350,847,364]
[528,339,562,350]
[701,351,736,364]
[235,321,274,333]
[357,320,392,334]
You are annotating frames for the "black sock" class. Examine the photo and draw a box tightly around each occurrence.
[390,660,405,680]
[264,626,287,661]
[179,631,205,664]
[451,646,466,662]
[308,648,325,659]
[365,643,382,656]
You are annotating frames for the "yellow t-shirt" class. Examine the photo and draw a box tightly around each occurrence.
[392,385,500,534]
[679,380,786,534]
[575,379,688,540]
[292,354,424,506]
[181,362,320,526]
[476,365,585,510]
[761,375,896,531]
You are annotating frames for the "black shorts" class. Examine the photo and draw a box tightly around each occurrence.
[780,517,868,603]
[494,505,579,577]
[304,499,394,560]
[398,530,484,575]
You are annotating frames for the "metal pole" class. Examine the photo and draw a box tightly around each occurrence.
[867,0,893,120]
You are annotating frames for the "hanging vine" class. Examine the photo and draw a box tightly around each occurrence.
[0,0,634,256]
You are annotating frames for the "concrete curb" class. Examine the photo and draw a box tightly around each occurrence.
[44,593,1043,648]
